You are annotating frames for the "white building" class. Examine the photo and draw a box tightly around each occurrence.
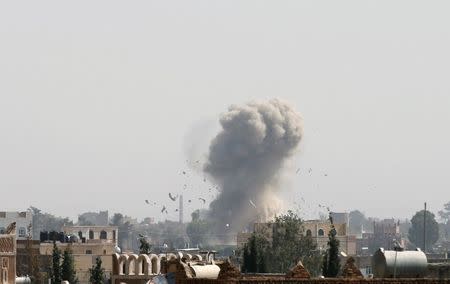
[0,211,32,240]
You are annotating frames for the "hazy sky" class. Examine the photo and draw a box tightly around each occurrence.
[1,1,449,223]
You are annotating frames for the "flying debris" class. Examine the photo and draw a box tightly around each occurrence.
[249,200,257,209]
[182,171,186,175]
[324,173,328,177]
[198,198,206,204]
[296,168,300,174]
[169,193,178,201]
[195,160,200,163]
[175,209,179,212]
[145,200,149,204]
[188,199,192,203]
[161,206,168,214]
[203,178,207,182]
[308,168,312,174]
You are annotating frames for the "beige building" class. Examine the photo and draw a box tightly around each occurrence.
[0,225,16,284]
[40,225,118,284]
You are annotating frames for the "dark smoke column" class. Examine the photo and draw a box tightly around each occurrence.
[204,98,303,236]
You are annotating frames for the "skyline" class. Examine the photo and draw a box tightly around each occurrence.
[1,1,449,222]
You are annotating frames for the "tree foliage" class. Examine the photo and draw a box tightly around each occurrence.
[89,257,105,284]
[186,210,210,247]
[438,202,450,225]
[61,247,78,284]
[29,206,73,239]
[241,211,322,275]
[322,215,340,277]
[50,242,62,284]
[408,210,439,250]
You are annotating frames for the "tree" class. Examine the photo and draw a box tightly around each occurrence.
[408,210,439,251]
[242,233,270,273]
[89,257,105,284]
[50,242,62,284]
[61,246,78,284]
[322,215,340,277]
[186,210,210,247]
[438,202,450,225]
[241,211,322,275]
[138,235,152,254]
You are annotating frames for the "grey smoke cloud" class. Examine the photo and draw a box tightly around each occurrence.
[204,98,303,234]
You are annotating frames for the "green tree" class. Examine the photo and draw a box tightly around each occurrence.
[138,234,152,254]
[438,202,450,225]
[89,257,105,284]
[408,210,439,251]
[322,216,340,277]
[242,233,270,273]
[50,242,62,284]
[186,210,210,247]
[61,247,78,284]
[241,211,322,275]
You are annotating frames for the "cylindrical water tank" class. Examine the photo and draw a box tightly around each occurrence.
[15,276,31,284]
[190,264,220,279]
[372,248,428,278]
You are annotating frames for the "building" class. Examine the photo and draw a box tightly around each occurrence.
[0,211,32,240]
[40,225,118,284]
[0,224,16,284]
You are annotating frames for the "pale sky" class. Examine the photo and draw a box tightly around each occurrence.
[1,1,449,223]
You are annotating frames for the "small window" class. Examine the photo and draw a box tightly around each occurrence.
[18,227,26,237]
[86,250,92,254]
[103,249,106,255]
[100,230,107,239]
[306,229,312,237]
[89,230,94,240]
[0,227,5,234]
[78,231,83,238]
[318,229,325,236]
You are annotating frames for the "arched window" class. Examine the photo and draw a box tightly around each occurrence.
[100,230,107,239]
[89,230,94,240]
[306,229,312,237]
[318,229,325,236]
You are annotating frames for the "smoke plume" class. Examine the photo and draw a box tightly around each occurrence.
[204,98,303,235]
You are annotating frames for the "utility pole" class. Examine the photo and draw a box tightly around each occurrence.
[179,194,184,223]
[423,202,427,253]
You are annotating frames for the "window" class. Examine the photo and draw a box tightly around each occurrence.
[18,227,26,237]
[306,229,312,237]
[318,229,325,236]
[89,230,94,240]
[103,250,107,255]
[113,230,116,240]
[0,228,5,234]
[100,230,107,239]
[86,250,92,254]
[78,231,83,238]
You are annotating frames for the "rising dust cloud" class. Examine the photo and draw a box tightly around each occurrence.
[204,98,303,236]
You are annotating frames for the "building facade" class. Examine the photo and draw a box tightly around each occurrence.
[40,225,118,284]
[0,211,32,240]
